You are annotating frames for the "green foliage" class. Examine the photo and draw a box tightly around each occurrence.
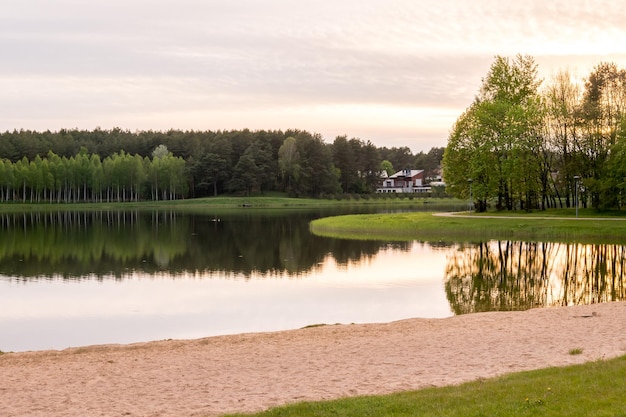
[445,56,626,212]
[0,147,187,203]
[414,147,444,180]
[380,160,394,176]
[378,146,414,172]
[293,133,341,197]
[0,128,449,200]
[278,136,301,194]
[577,63,626,208]
[444,55,545,212]
[230,153,259,196]
[604,116,626,209]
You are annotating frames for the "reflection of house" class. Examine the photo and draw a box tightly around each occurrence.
[376,169,431,193]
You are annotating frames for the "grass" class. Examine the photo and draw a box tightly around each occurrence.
[0,195,464,212]
[222,355,626,417]
[300,323,329,329]
[569,348,584,355]
[309,211,626,244]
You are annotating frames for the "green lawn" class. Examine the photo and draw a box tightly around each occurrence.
[222,355,626,417]
[310,211,626,244]
[0,195,464,212]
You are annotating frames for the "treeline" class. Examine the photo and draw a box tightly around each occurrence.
[0,128,444,201]
[0,146,186,203]
[444,55,626,211]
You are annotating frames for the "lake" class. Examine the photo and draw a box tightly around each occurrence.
[1,208,624,352]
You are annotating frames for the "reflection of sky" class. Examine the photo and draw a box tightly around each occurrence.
[0,242,451,352]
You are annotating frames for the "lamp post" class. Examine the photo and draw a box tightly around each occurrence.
[573,176,580,218]
[468,178,473,212]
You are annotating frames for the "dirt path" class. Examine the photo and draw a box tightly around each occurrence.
[433,212,626,220]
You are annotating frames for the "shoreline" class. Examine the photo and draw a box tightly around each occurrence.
[2,302,626,417]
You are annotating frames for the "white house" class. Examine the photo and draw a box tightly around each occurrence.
[376,169,431,193]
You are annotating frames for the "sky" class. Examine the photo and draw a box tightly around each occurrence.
[2,0,626,153]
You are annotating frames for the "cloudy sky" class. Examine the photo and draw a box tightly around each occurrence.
[2,0,625,152]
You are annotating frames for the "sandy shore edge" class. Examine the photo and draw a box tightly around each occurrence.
[2,302,626,417]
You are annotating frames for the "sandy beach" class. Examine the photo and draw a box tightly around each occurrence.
[2,301,625,417]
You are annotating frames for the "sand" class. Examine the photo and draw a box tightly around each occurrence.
[1,302,626,417]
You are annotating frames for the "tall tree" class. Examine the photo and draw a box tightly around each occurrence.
[188,134,232,197]
[89,153,104,202]
[278,136,301,194]
[295,133,340,197]
[359,140,382,192]
[380,160,394,177]
[579,62,626,208]
[379,146,414,171]
[443,103,494,211]
[444,55,544,211]
[229,153,258,196]
[246,138,277,193]
[604,115,626,209]
[332,135,358,193]
[0,159,13,201]
[414,147,445,180]
[543,70,583,208]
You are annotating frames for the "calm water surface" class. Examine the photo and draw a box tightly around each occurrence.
[1,209,624,352]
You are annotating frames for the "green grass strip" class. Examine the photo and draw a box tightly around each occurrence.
[222,355,626,417]
[0,196,463,212]
[309,211,626,244]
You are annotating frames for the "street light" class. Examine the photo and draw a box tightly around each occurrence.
[468,178,473,212]
[573,176,580,218]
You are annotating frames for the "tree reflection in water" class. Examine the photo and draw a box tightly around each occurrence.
[445,241,626,314]
[0,210,398,280]
[2,211,625,315]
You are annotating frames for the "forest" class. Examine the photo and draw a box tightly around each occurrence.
[443,55,626,212]
[0,128,444,202]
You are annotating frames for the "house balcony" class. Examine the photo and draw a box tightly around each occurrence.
[375,185,432,193]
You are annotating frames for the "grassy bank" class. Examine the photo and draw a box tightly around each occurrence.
[0,195,465,212]
[222,355,626,417]
[309,211,626,243]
